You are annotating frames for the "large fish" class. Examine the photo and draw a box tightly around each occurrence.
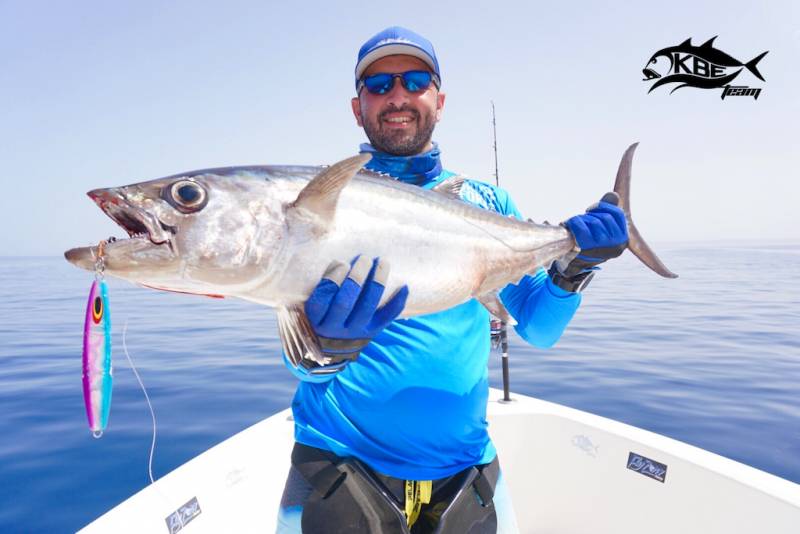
[65,143,676,366]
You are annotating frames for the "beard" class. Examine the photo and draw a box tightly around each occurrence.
[362,104,436,156]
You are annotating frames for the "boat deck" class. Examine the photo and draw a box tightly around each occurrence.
[80,389,800,533]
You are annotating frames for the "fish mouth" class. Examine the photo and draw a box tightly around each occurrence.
[642,68,661,81]
[88,187,176,248]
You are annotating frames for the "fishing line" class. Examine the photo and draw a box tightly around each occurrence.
[122,319,158,485]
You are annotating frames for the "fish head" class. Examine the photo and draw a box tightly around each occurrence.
[65,169,285,294]
[642,50,672,80]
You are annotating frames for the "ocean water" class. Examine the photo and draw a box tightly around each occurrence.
[1,244,799,532]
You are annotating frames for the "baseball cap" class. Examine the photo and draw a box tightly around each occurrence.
[354,26,440,87]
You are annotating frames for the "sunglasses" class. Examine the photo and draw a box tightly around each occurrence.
[358,70,440,95]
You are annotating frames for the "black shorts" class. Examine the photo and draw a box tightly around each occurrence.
[279,442,501,534]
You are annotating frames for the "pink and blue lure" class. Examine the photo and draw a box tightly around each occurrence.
[80,248,157,481]
[83,277,113,438]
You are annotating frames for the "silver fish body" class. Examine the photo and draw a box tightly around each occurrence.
[251,167,576,316]
[66,166,573,314]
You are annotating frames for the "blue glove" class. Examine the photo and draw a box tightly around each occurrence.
[550,192,628,292]
[305,256,408,365]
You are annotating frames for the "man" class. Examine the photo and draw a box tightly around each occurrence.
[276,27,628,534]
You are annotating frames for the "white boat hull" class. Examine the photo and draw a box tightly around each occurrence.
[80,389,800,533]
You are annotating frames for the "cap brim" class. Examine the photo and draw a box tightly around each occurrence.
[355,43,437,79]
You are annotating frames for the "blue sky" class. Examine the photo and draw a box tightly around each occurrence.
[1,0,797,256]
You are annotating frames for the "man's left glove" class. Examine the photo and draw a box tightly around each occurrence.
[550,192,628,292]
[306,255,409,364]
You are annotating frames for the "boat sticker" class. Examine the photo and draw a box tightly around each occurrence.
[226,467,246,488]
[627,452,667,483]
[165,497,202,533]
[572,434,599,457]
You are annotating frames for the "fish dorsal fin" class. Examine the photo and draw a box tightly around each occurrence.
[277,305,325,366]
[477,292,517,326]
[680,38,692,47]
[292,154,371,223]
[701,36,717,48]
[431,175,466,199]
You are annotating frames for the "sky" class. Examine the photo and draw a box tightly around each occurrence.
[1,0,798,256]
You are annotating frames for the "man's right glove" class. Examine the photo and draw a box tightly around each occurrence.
[550,192,628,292]
[305,255,408,366]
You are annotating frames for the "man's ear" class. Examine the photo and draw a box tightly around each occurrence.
[351,97,364,127]
[435,92,446,123]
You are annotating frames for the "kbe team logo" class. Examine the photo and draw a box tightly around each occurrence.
[642,37,768,100]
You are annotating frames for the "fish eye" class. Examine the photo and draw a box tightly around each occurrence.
[166,180,208,213]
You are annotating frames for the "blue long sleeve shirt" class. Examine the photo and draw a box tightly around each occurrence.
[286,144,581,480]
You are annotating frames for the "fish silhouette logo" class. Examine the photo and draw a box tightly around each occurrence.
[643,37,767,99]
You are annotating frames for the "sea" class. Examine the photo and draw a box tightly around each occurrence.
[1,243,799,532]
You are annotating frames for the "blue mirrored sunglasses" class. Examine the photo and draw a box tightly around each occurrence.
[358,70,440,95]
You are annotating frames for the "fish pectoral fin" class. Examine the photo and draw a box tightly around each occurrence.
[477,292,517,326]
[431,175,466,200]
[277,305,325,367]
[290,154,372,227]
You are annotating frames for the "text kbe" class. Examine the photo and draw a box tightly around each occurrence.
[671,53,724,77]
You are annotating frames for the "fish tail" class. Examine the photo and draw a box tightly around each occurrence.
[745,51,768,82]
[613,143,678,279]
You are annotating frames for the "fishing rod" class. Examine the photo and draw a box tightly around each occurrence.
[489,101,511,403]
[491,101,500,188]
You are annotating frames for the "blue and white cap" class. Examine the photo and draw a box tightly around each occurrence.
[355,26,440,86]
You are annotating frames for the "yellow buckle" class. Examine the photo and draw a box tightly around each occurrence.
[404,479,432,528]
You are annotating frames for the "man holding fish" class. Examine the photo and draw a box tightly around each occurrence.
[277,26,630,533]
